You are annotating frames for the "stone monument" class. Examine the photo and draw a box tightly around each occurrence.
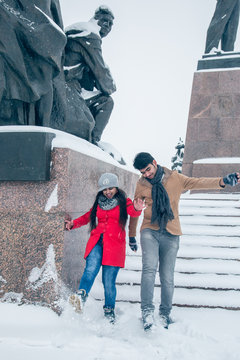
[182,2,240,190]
[0,3,132,313]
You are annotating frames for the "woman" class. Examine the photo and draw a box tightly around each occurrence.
[65,172,144,322]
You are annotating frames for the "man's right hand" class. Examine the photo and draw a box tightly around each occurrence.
[129,237,138,252]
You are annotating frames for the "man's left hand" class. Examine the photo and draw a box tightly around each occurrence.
[221,172,240,187]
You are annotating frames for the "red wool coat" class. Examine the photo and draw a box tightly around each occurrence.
[72,198,141,268]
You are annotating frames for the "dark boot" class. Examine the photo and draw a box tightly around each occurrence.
[159,313,173,329]
[103,306,115,324]
[142,309,154,331]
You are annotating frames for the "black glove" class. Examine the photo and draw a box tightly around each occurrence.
[223,172,239,186]
[129,237,138,252]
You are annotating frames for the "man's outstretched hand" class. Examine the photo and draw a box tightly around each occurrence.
[222,172,240,187]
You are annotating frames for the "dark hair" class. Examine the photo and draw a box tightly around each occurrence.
[133,152,155,170]
[90,188,127,231]
[94,6,114,19]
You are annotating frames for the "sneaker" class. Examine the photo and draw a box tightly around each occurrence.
[142,310,154,331]
[69,293,82,313]
[104,307,115,324]
[159,313,173,329]
[77,289,88,303]
[69,289,87,313]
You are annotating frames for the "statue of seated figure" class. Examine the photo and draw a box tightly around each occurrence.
[64,5,116,144]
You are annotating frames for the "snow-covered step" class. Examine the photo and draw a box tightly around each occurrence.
[127,244,240,259]
[180,215,240,226]
[181,235,240,248]
[179,206,240,216]
[125,257,240,275]
[91,281,240,309]
[181,193,240,200]
[176,258,240,275]
[180,199,240,209]
[181,224,240,236]
[116,270,240,290]
[177,244,240,259]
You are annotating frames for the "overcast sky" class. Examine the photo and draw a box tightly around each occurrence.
[59,0,240,167]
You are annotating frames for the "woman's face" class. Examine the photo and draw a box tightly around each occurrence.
[103,187,118,199]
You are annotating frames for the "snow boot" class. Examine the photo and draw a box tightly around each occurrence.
[142,310,154,331]
[69,289,88,313]
[103,307,115,324]
[159,313,173,329]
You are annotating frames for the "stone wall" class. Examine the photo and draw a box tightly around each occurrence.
[0,147,139,312]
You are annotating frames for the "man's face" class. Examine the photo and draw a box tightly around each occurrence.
[97,14,113,38]
[140,160,158,179]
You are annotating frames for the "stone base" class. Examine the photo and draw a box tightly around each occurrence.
[182,67,240,193]
[0,146,138,312]
[197,52,240,70]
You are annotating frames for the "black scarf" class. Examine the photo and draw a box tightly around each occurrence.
[146,165,174,229]
[98,194,118,210]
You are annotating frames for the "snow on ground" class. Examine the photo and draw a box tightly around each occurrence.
[1,299,240,360]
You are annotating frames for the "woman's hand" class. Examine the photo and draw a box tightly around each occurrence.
[65,219,74,230]
[133,198,146,211]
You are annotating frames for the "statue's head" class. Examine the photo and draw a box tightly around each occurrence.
[94,5,114,38]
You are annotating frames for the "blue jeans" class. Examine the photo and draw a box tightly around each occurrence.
[79,237,120,309]
[140,228,179,316]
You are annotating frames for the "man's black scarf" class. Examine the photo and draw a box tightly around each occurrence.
[146,165,174,229]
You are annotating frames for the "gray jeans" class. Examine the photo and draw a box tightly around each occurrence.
[140,228,179,316]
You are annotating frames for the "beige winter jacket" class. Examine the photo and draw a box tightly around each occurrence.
[129,167,222,236]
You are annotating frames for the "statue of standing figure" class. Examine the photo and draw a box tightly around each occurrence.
[0,0,66,127]
[205,0,240,53]
[64,6,116,144]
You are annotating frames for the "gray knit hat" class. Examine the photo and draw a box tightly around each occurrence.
[98,173,119,192]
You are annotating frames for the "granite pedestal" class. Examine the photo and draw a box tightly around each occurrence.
[182,67,240,192]
[0,146,138,312]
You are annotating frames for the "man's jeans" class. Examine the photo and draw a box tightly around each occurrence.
[79,237,120,309]
[140,228,179,316]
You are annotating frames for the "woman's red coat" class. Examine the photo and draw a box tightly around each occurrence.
[72,198,141,268]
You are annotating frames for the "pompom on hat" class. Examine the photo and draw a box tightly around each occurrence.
[98,173,119,192]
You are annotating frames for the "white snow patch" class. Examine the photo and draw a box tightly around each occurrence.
[1,292,23,303]
[194,157,240,164]
[65,18,101,37]
[27,244,59,291]
[0,302,240,360]
[44,184,58,212]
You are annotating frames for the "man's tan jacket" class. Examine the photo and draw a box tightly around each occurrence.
[129,167,222,236]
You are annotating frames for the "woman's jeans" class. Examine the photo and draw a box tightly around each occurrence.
[79,237,120,309]
[140,228,179,316]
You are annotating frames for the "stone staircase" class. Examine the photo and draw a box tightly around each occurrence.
[91,192,240,310]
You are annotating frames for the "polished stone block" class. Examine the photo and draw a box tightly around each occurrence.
[0,132,55,181]
[182,68,240,192]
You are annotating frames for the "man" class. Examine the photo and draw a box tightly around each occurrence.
[129,152,240,331]
[205,0,240,53]
[64,6,116,144]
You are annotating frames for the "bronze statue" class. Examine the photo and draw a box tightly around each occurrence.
[64,6,116,144]
[205,0,240,53]
[0,0,66,126]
